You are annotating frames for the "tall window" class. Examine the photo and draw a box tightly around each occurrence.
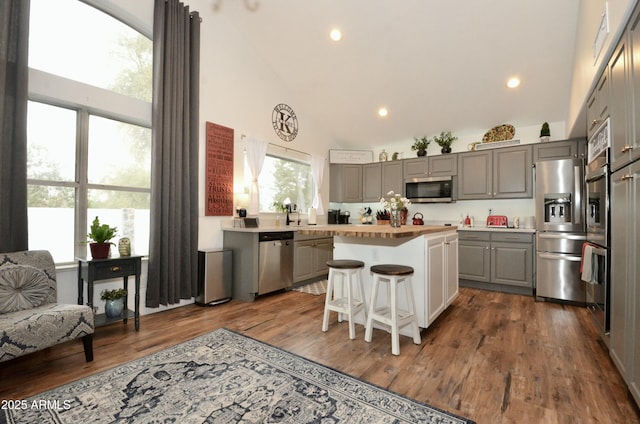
[27,0,152,263]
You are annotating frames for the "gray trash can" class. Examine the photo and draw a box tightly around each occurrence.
[197,249,232,305]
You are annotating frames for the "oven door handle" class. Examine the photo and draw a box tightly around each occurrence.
[537,233,586,241]
[538,253,582,261]
[586,245,607,256]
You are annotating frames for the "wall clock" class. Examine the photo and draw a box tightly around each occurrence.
[272,103,298,142]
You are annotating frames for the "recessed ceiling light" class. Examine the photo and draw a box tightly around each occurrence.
[507,77,520,88]
[378,107,388,117]
[330,28,342,42]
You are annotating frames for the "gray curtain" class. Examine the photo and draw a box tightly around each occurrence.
[0,0,30,253]
[146,0,200,307]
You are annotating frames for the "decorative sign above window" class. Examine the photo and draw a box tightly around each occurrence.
[329,149,374,164]
[272,103,298,142]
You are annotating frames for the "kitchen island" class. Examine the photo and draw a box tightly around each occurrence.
[298,225,459,332]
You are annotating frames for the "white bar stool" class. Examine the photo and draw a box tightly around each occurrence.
[322,259,367,339]
[364,264,421,355]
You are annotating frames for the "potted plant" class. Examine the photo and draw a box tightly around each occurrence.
[100,288,127,318]
[411,136,431,157]
[540,122,550,143]
[433,131,458,154]
[87,216,117,259]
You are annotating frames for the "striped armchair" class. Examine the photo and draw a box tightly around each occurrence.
[0,250,94,362]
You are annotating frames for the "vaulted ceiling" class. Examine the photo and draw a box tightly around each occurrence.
[219,0,582,146]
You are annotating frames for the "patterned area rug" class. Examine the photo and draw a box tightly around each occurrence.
[292,279,327,295]
[2,328,474,423]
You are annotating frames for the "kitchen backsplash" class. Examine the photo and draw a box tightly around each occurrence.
[330,198,535,228]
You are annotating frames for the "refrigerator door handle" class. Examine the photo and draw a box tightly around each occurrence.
[574,165,582,225]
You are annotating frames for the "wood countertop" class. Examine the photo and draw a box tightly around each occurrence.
[297,224,456,239]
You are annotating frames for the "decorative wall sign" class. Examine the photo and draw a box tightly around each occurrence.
[329,149,374,164]
[205,122,234,216]
[272,103,298,142]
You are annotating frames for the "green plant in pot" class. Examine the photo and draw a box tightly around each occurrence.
[433,131,458,154]
[87,216,117,259]
[411,136,431,157]
[100,288,127,318]
[539,122,550,142]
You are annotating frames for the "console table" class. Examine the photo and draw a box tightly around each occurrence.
[77,255,142,331]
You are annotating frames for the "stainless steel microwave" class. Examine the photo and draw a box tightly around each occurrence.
[404,176,456,203]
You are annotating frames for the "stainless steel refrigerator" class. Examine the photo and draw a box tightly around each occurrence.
[535,158,586,303]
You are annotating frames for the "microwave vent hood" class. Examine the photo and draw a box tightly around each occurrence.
[404,176,456,203]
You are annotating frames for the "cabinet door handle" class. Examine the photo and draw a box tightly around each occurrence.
[110,266,121,272]
[590,119,600,130]
[621,145,633,153]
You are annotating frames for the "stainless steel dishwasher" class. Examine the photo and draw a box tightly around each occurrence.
[258,231,294,295]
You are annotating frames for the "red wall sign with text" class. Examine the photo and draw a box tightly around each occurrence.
[205,122,234,216]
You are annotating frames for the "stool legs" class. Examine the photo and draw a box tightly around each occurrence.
[323,266,367,340]
[365,273,421,355]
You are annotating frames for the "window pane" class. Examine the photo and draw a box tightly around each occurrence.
[29,0,152,102]
[88,190,150,256]
[259,156,313,212]
[27,102,76,182]
[27,186,76,263]
[88,116,151,188]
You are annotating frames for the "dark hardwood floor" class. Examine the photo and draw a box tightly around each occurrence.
[1,287,638,423]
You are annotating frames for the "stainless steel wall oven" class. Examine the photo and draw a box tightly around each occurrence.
[583,118,610,335]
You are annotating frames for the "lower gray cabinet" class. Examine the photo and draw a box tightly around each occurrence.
[610,159,640,405]
[294,237,333,284]
[459,231,534,295]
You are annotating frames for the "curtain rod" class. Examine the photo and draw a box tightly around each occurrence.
[240,134,310,158]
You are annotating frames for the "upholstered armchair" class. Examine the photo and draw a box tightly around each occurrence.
[0,250,94,362]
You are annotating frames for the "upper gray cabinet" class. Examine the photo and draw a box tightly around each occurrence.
[586,71,610,140]
[609,38,631,173]
[361,161,403,202]
[533,139,586,162]
[382,160,404,195]
[457,145,532,200]
[403,155,457,179]
[329,164,362,203]
[362,163,382,202]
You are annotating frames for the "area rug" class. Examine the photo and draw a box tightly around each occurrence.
[2,328,474,423]
[292,279,327,295]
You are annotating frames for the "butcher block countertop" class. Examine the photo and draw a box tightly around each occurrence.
[297,224,456,239]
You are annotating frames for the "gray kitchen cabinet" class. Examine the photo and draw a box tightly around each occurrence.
[610,159,640,402]
[362,163,382,202]
[609,39,631,173]
[533,138,586,162]
[493,145,533,198]
[330,164,362,203]
[490,232,534,288]
[457,151,493,199]
[586,71,610,139]
[458,232,491,282]
[403,157,428,178]
[457,145,532,200]
[630,9,640,166]
[459,231,534,295]
[382,160,404,195]
[403,155,457,179]
[293,236,333,284]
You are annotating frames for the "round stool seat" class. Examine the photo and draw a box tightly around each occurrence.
[327,259,365,269]
[370,264,413,276]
